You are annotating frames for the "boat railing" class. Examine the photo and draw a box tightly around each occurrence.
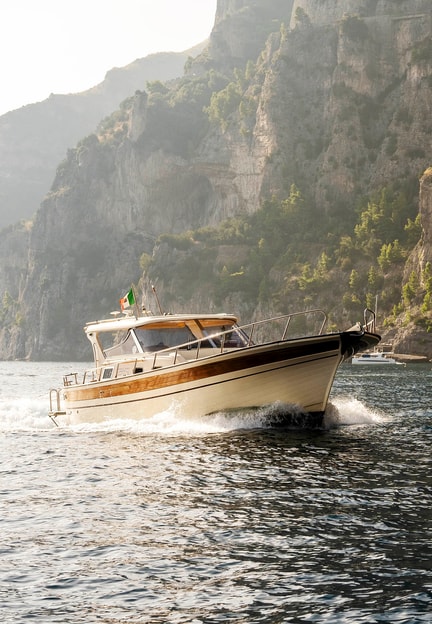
[242,309,327,346]
[63,372,79,386]
[82,368,101,384]
[150,309,328,370]
[363,308,377,334]
[71,309,328,385]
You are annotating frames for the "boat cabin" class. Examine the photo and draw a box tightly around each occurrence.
[85,314,249,369]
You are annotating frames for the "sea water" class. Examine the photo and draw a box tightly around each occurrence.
[0,361,431,623]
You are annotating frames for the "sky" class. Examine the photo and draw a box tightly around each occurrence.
[0,0,218,116]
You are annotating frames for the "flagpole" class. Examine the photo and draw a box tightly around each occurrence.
[131,284,140,319]
[152,284,164,315]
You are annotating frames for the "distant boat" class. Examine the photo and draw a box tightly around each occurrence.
[352,351,403,365]
[49,302,380,428]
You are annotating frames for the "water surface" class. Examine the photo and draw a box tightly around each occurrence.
[1,362,431,623]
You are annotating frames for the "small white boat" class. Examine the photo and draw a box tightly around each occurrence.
[352,351,402,365]
[49,305,380,428]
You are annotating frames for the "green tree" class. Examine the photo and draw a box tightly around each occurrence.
[405,214,422,246]
[421,262,432,313]
[402,271,420,306]
[349,269,361,290]
[206,81,242,130]
[146,80,169,96]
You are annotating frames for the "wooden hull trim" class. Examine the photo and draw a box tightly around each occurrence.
[64,336,341,402]
[59,340,344,425]
[65,351,339,412]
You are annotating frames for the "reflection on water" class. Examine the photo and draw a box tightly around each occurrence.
[0,362,431,622]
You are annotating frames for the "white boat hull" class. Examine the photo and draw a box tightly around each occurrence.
[352,354,401,365]
[58,336,343,427]
[49,306,381,428]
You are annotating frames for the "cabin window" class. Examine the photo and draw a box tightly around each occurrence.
[201,325,249,348]
[103,331,138,357]
[134,327,196,352]
[102,367,113,380]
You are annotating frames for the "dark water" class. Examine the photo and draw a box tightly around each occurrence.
[1,362,431,623]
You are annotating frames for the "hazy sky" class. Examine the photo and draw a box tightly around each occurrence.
[0,0,217,116]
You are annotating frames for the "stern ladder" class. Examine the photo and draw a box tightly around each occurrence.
[48,388,66,427]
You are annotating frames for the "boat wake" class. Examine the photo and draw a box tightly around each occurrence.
[64,402,297,435]
[1,394,385,435]
[0,396,53,431]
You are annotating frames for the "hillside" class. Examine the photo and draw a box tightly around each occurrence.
[0,0,431,360]
[0,45,204,229]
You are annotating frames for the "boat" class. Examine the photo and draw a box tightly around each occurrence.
[352,351,403,365]
[49,303,380,428]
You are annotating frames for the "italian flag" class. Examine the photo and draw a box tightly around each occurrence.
[119,288,135,311]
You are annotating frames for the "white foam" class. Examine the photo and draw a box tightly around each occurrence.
[67,403,280,436]
[0,396,55,431]
[0,392,385,435]
[324,397,384,428]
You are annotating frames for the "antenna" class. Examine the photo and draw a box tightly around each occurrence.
[151,284,164,315]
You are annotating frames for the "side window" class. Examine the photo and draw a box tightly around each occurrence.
[103,331,138,356]
[134,327,196,351]
[224,329,247,347]
[135,329,168,351]
[202,325,248,348]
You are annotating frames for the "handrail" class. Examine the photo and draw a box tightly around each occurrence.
[151,309,327,370]
[48,388,64,425]
[363,308,377,334]
[72,309,328,384]
[63,372,78,386]
[82,368,101,384]
[246,310,328,341]
[49,388,62,413]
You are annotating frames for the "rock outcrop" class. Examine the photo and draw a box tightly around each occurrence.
[206,0,295,71]
[390,168,432,356]
[0,46,204,229]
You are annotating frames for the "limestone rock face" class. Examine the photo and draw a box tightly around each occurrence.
[0,48,203,229]
[0,222,31,359]
[207,0,295,70]
[391,169,432,357]
[414,169,432,278]
[290,0,430,28]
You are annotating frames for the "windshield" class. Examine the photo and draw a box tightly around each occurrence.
[99,321,249,357]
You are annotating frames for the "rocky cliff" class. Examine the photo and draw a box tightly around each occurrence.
[389,168,432,355]
[0,0,431,360]
[204,0,294,71]
[290,0,430,26]
[0,46,204,229]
